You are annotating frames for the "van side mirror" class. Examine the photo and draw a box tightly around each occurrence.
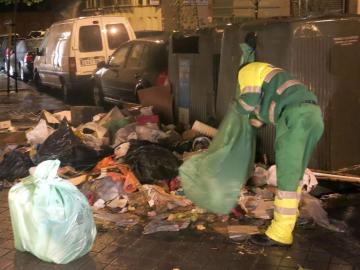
[97,61,107,69]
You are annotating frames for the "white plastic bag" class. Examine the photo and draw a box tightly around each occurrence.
[26,119,54,145]
[8,160,97,264]
[266,165,318,192]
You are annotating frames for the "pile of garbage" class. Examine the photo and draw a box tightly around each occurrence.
[0,105,347,262]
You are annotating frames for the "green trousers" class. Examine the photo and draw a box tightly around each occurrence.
[275,103,324,191]
[266,103,324,244]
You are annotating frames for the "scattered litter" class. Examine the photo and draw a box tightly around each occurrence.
[196,224,206,231]
[40,110,60,125]
[107,197,128,209]
[0,120,12,131]
[142,184,192,210]
[143,218,190,234]
[267,165,318,192]
[114,142,130,158]
[0,149,34,182]
[228,225,259,241]
[125,142,181,184]
[300,192,347,232]
[93,211,140,227]
[37,120,103,170]
[26,119,54,145]
[69,174,88,186]
[191,121,217,138]
[93,199,106,210]
[53,111,71,122]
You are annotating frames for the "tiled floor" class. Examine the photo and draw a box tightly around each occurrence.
[0,189,358,270]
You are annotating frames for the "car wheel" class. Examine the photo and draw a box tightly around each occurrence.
[93,84,104,107]
[34,72,44,92]
[20,66,28,82]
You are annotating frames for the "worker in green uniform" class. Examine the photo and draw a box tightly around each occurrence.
[235,62,324,246]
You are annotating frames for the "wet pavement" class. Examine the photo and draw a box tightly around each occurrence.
[0,73,360,269]
[0,73,68,127]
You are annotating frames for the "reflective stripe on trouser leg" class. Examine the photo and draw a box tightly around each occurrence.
[265,188,301,245]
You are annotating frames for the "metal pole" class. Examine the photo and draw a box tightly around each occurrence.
[6,29,11,95]
[13,0,18,93]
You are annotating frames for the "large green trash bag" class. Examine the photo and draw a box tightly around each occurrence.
[179,103,256,214]
[8,160,97,264]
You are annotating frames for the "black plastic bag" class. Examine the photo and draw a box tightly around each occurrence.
[0,149,34,182]
[124,140,181,184]
[36,120,105,171]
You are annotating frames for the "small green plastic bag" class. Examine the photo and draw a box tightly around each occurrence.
[180,103,256,214]
[8,160,97,264]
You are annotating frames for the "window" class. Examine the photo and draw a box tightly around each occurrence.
[126,44,144,68]
[106,23,130,50]
[79,25,102,52]
[109,46,129,66]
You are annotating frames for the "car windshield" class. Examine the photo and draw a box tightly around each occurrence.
[106,23,130,50]
[79,25,103,52]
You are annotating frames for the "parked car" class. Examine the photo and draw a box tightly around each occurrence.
[34,15,136,102]
[8,38,43,82]
[0,34,19,70]
[93,37,169,106]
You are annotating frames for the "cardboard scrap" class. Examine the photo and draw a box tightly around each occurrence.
[0,120,12,130]
[69,175,88,186]
[41,110,60,125]
[53,111,71,123]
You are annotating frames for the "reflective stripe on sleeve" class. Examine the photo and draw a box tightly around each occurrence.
[269,101,276,123]
[264,68,283,83]
[242,85,262,94]
[238,99,255,112]
[250,119,264,128]
[276,80,303,95]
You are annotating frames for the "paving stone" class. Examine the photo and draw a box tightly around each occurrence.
[328,264,353,270]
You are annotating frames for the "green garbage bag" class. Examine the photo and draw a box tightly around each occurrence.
[8,160,97,264]
[179,103,256,214]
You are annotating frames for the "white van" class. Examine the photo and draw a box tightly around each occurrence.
[34,15,136,101]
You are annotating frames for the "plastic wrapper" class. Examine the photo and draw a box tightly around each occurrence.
[135,124,167,143]
[78,122,108,150]
[113,123,137,146]
[180,103,256,214]
[0,149,34,182]
[267,165,318,192]
[141,184,192,210]
[26,119,54,145]
[36,120,104,171]
[125,141,181,183]
[8,160,96,264]
[82,176,124,203]
[300,193,347,232]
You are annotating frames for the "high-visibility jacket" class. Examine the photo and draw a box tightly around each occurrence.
[236,62,317,125]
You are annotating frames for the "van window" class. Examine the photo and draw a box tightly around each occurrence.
[106,24,130,50]
[79,25,102,52]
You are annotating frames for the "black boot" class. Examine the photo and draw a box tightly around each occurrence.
[250,234,291,247]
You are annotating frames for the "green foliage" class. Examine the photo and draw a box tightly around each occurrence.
[0,0,43,6]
